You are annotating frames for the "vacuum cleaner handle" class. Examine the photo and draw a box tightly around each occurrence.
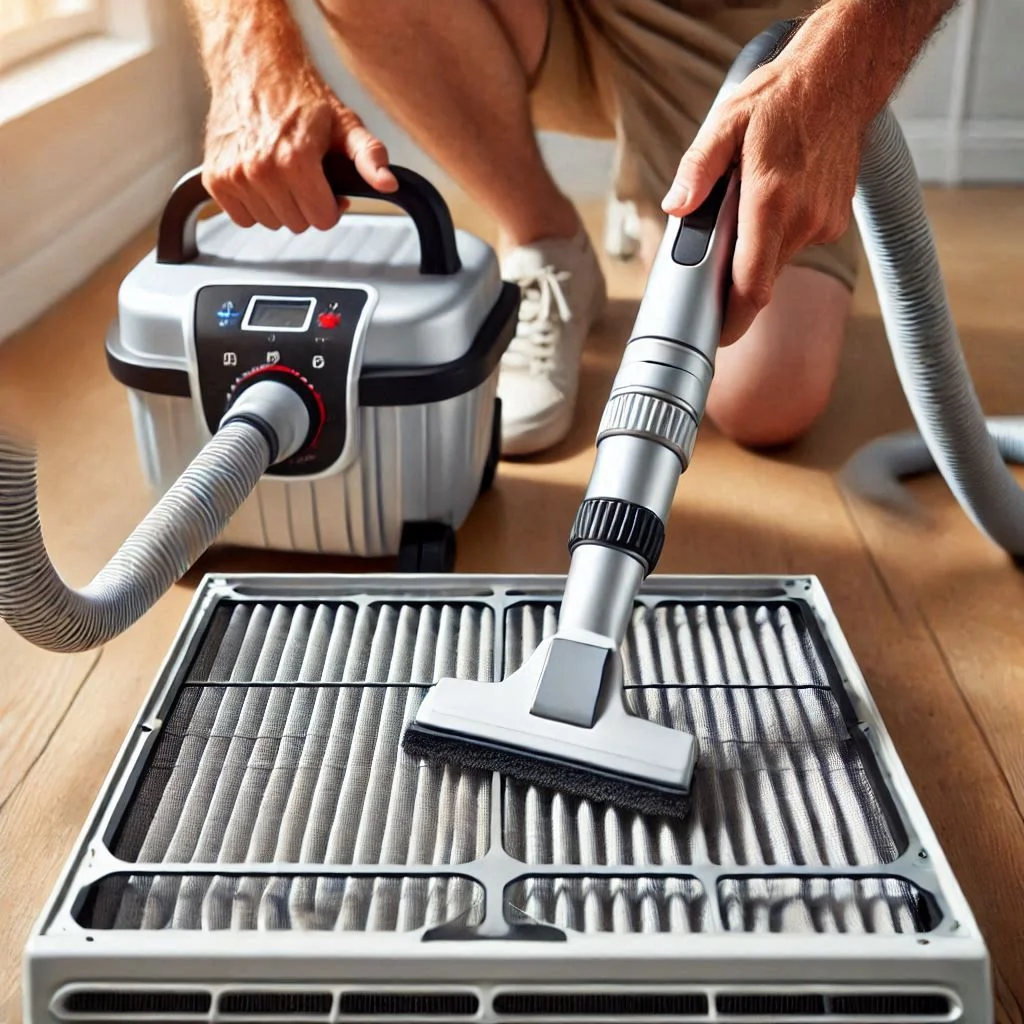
[558,19,803,642]
[155,155,461,276]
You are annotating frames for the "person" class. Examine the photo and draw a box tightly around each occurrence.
[183,0,956,455]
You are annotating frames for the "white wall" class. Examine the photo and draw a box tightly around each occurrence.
[294,0,1024,197]
[893,0,1024,184]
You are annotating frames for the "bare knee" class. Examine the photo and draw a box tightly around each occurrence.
[705,267,851,449]
[707,359,835,450]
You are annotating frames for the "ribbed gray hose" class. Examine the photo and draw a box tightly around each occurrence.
[0,421,271,653]
[841,418,1024,517]
[846,106,1024,556]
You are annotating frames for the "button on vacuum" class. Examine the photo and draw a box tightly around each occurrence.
[216,300,241,327]
[317,311,341,329]
[671,171,732,267]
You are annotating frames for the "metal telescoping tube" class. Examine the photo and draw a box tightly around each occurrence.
[560,168,741,644]
[558,20,802,643]
[553,29,810,646]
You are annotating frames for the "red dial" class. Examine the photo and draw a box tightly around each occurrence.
[317,311,341,330]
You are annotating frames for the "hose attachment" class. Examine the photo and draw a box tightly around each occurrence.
[0,379,310,653]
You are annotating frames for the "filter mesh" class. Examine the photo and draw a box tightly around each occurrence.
[92,595,919,938]
[504,876,708,933]
[503,602,833,688]
[77,874,485,932]
[719,877,936,933]
[112,602,493,867]
[502,603,900,867]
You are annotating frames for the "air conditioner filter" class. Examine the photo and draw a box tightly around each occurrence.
[24,573,990,1023]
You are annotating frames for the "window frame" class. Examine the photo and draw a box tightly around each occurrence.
[0,0,108,73]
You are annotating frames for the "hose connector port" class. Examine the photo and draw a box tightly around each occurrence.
[220,368,321,464]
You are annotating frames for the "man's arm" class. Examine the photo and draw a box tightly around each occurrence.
[662,0,959,346]
[183,0,396,233]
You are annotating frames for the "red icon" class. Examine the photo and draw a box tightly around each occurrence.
[317,311,341,329]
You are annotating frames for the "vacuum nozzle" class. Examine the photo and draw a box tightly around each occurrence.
[403,631,698,818]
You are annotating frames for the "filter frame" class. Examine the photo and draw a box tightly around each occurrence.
[23,573,990,1023]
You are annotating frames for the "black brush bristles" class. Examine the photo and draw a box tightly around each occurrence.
[401,722,693,820]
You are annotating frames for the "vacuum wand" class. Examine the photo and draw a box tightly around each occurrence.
[401,172,740,818]
[400,27,790,821]
[560,168,739,643]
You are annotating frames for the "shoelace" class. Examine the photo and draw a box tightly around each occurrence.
[502,264,573,373]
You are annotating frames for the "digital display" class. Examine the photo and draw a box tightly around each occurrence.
[245,297,314,331]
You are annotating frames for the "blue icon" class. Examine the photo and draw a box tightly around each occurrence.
[217,300,241,327]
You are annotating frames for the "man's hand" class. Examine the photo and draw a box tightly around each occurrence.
[185,0,397,233]
[662,0,957,346]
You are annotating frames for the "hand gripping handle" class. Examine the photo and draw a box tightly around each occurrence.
[155,153,461,275]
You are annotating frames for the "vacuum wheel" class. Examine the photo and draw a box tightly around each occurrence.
[398,521,457,573]
[479,397,502,495]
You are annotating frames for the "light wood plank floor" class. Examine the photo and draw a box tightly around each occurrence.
[1,191,1022,1023]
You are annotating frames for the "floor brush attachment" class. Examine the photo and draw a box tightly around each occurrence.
[403,21,804,820]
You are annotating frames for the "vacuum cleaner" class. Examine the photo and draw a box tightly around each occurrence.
[9,19,1013,1024]
[0,156,519,652]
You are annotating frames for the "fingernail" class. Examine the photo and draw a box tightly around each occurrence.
[662,184,689,211]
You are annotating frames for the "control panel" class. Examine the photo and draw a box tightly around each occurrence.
[193,283,368,476]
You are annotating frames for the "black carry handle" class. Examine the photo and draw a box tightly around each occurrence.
[155,153,462,275]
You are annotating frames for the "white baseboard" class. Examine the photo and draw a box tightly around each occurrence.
[958,119,1024,182]
[0,147,195,342]
[897,116,1024,184]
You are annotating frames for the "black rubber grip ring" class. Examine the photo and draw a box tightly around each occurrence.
[568,498,666,576]
[222,412,279,465]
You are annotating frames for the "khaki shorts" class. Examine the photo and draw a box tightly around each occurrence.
[528,0,859,291]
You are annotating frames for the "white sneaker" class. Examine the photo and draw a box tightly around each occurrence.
[498,229,607,456]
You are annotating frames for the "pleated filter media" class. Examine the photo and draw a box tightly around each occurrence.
[24,575,990,1023]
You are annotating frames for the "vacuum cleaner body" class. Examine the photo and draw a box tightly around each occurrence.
[106,162,517,568]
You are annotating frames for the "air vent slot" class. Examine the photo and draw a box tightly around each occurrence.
[717,992,825,1016]
[63,989,211,1014]
[492,991,709,1016]
[338,992,479,1016]
[829,993,952,1016]
[220,990,332,1015]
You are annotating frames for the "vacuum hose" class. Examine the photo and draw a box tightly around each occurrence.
[846,106,1024,552]
[0,379,311,652]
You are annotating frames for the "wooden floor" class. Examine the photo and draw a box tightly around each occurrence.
[1,190,1023,1022]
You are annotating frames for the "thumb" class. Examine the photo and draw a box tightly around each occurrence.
[332,106,398,193]
[662,114,741,218]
